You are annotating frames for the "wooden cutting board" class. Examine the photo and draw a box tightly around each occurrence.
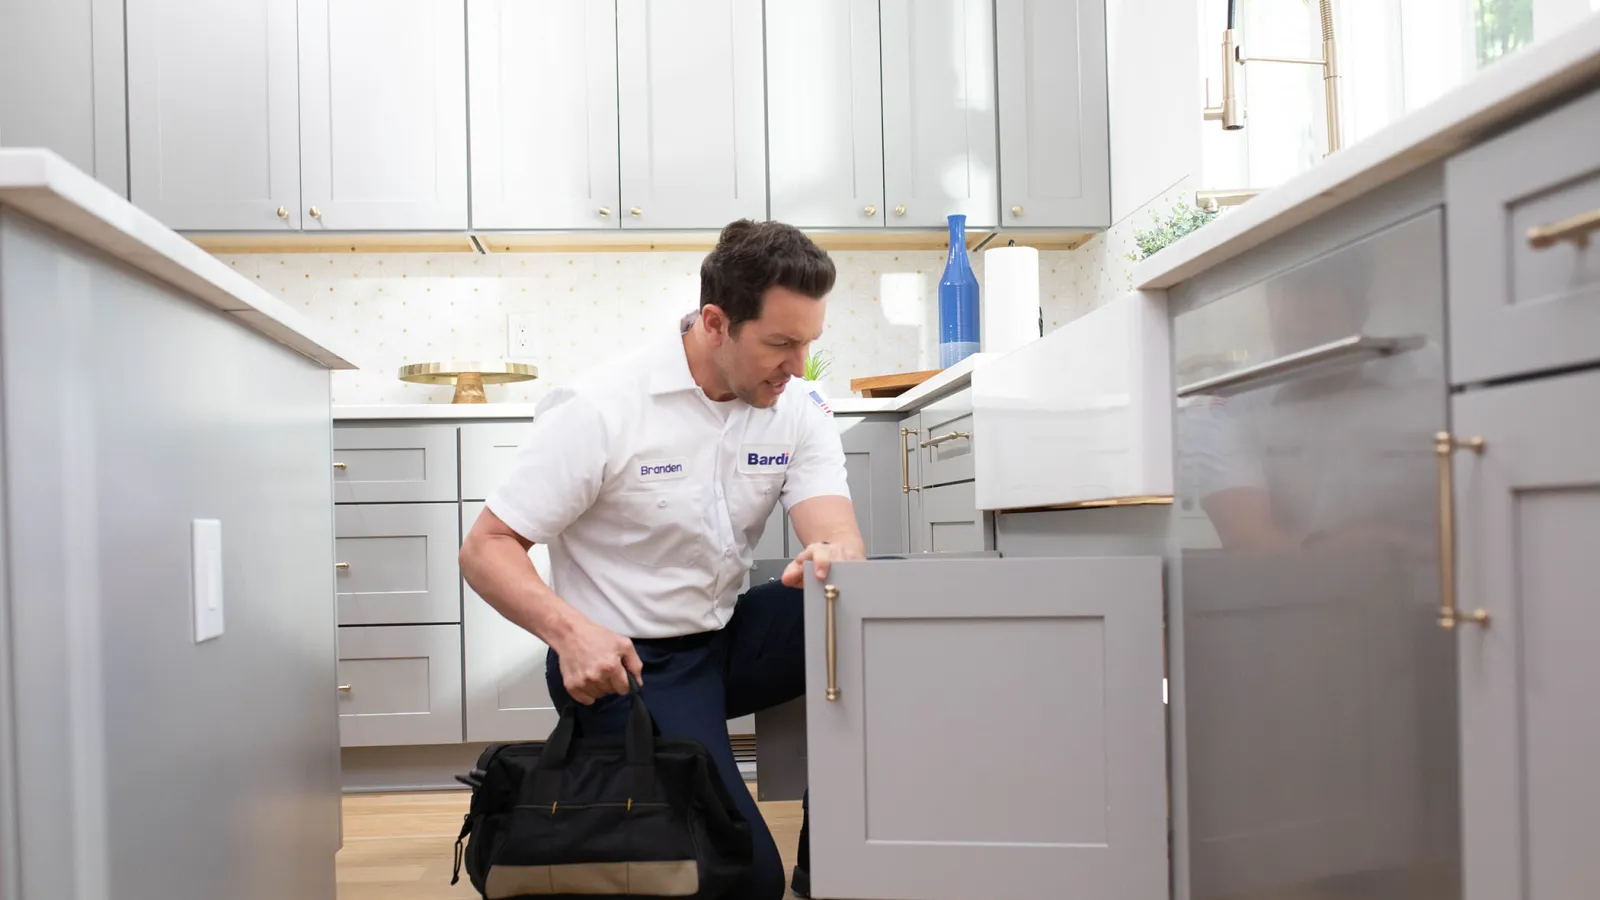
[849,370,940,398]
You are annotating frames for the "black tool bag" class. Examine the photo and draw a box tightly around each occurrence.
[451,675,753,899]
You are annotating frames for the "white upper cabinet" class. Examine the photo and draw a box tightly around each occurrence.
[996,0,1110,228]
[297,0,469,231]
[616,0,767,230]
[879,0,999,229]
[765,0,885,229]
[467,0,620,230]
[126,0,302,231]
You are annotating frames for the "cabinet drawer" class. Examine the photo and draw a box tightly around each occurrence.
[1446,85,1600,385]
[333,425,459,503]
[916,392,976,487]
[460,422,532,501]
[337,624,463,747]
[917,481,992,554]
[335,504,461,625]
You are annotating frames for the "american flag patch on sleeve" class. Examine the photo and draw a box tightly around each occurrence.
[808,390,833,415]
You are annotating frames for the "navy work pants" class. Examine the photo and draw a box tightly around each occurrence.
[544,580,806,900]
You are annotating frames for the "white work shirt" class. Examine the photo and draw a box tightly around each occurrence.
[486,332,851,639]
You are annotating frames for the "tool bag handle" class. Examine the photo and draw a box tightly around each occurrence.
[527,671,656,805]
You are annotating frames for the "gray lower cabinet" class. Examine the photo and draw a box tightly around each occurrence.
[1445,84,1600,386]
[917,481,990,553]
[460,422,533,501]
[1453,368,1600,900]
[782,413,908,556]
[803,556,1167,900]
[334,502,462,625]
[901,396,994,554]
[337,624,465,747]
[461,501,561,743]
[333,424,460,503]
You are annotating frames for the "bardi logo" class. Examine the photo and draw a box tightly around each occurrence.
[746,451,790,467]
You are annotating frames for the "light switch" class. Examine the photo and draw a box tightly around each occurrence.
[192,518,224,643]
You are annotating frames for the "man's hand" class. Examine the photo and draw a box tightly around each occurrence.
[553,618,645,706]
[782,540,864,588]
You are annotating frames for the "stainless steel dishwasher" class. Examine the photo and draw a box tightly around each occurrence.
[1171,209,1461,900]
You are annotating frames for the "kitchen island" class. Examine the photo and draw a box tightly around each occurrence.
[1137,17,1600,900]
[0,149,354,900]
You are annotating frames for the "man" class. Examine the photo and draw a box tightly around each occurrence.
[459,219,864,900]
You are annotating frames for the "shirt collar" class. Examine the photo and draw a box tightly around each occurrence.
[647,329,700,396]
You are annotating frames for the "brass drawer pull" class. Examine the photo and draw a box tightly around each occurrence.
[1436,431,1489,630]
[335,562,350,570]
[824,584,840,701]
[337,684,352,693]
[899,428,919,494]
[1527,208,1600,250]
[920,430,972,449]
[332,462,347,470]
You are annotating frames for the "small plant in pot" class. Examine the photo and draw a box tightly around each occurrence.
[1125,201,1219,263]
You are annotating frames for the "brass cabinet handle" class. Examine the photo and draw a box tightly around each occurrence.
[920,430,972,449]
[865,204,877,217]
[630,206,643,218]
[899,428,919,494]
[894,204,906,216]
[337,684,352,693]
[1436,431,1489,630]
[1527,208,1600,250]
[335,562,350,570]
[1011,204,1024,217]
[599,206,612,217]
[332,461,347,470]
[276,206,289,219]
[824,583,840,701]
[308,206,322,219]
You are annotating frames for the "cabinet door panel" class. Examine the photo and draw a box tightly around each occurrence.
[459,422,533,501]
[467,0,620,230]
[334,425,459,503]
[126,0,302,230]
[338,624,463,746]
[918,481,990,553]
[804,557,1166,899]
[335,504,462,625]
[616,0,767,229]
[1454,369,1600,900]
[765,0,884,228]
[787,415,907,556]
[461,502,560,742]
[298,0,468,230]
[880,0,998,228]
[996,0,1110,228]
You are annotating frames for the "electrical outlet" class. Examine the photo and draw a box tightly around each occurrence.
[508,313,536,359]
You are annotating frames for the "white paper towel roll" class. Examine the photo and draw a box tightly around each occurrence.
[982,245,1041,354]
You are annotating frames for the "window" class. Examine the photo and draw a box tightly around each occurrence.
[1197,0,1599,192]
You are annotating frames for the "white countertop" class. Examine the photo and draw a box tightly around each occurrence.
[334,403,539,420]
[1135,13,1600,290]
[0,149,355,369]
[830,353,997,415]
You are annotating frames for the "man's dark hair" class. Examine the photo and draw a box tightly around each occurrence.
[699,219,836,333]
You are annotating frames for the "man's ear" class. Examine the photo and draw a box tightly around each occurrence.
[699,304,730,344]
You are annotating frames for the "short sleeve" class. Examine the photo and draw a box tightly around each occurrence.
[485,390,608,544]
[780,405,851,511]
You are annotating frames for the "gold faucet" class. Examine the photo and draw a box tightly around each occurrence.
[1197,0,1343,211]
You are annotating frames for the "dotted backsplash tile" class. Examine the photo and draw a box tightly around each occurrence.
[216,244,1136,406]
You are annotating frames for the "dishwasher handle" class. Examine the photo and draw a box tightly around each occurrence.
[1176,334,1411,397]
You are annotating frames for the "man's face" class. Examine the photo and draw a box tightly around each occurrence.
[708,286,827,408]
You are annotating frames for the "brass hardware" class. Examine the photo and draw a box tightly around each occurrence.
[335,562,350,570]
[894,205,906,216]
[1201,29,1244,130]
[1011,205,1024,217]
[1436,431,1490,631]
[599,206,612,218]
[865,205,877,217]
[1176,334,1406,397]
[899,428,920,494]
[1527,208,1600,250]
[1203,0,1341,155]
[824,584,840,701]
[332,462,347,470]
[920,430,971,449]
[276,206,289,219]
[308,206,322,219]
[1195,188,1261,213]
[337,684,352,693]
[630,207,642,218]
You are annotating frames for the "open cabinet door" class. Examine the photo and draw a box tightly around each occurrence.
[803,556,1168,900]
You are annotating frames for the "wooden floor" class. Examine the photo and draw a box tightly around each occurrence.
[336,786,802,899]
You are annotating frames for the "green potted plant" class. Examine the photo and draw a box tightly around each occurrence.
[1125,201,1219,263]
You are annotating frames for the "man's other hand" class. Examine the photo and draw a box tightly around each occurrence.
[555,618,645,705]
[782,540,863,588]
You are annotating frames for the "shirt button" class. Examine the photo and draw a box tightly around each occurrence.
[657,499,667,508]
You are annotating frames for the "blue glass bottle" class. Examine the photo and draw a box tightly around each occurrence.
[938,214,981,367]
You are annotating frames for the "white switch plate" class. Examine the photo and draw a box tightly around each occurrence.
[507,313,536,359]
[191,518,224,643]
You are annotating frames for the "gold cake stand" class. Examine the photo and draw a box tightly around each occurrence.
[398,360,539,403]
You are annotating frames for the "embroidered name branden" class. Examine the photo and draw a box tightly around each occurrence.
[637,458,688,481]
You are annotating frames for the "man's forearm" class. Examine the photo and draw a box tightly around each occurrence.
[460,533,587,651]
